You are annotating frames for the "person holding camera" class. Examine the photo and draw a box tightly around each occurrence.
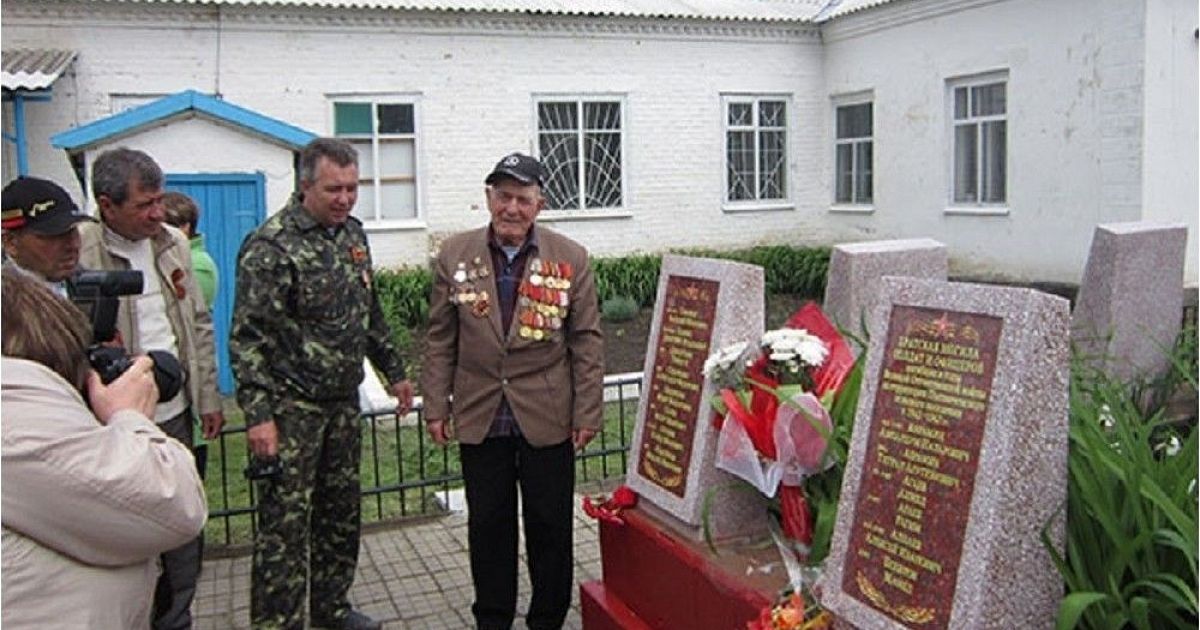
[78,147,224,630]
[230,138,413,630]
[1,176,94,297]
[1,268,208,629]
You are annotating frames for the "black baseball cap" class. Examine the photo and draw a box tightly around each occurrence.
[485,152,549,187]
[1,177,93,235]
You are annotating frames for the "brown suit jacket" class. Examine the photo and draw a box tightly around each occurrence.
[421,225,604,447]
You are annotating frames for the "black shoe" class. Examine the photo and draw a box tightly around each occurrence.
[312,609,382,630]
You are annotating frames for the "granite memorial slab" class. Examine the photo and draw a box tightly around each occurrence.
[626,254,768,540]
[823,238,948,339]
[820,277,1070,629]
[1072,221,1188,383]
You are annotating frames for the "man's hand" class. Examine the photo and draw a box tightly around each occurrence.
[572,427,597,452]
[426,419,451,446]
[201,411,225,440]
[247,420,278,458]
[390,380,414,417]
[87,356,157,424]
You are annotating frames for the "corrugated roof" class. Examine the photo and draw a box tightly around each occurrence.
[814,0,895,21]
[1,49,78,91]
[82,0,828,22]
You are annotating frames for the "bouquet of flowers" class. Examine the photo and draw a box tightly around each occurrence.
[703,302,853,567]
[746,589,833,630]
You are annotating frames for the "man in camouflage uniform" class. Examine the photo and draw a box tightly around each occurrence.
[230,138,414,630]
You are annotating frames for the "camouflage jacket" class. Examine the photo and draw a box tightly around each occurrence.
[229,195,406,426]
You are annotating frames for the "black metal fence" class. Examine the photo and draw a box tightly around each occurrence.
[203,373,643,552]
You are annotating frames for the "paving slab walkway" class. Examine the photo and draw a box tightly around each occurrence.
[194,497,603,629]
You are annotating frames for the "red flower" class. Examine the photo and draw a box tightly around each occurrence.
[581,485,638,525]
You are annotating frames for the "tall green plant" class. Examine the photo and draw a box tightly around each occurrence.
[592,255,661,307]
[676,245,831,298]
[1048,342,1198,630]
[803,353,863,565]
[375,266,432,333]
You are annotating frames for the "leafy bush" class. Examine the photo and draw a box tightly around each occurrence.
[601,295,640,322]
[375,266,432,348]
[679,245,831,298]
[592,254,662,307]
[1049,329,1198,630]
[591,246,831,308]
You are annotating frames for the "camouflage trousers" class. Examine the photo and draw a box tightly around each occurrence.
[250,395,362,630]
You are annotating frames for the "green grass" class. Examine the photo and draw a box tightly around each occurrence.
[203,396,641,549]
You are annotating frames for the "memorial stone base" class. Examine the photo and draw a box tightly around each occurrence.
[580,506,784,630]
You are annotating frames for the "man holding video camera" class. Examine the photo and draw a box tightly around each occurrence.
[78,147,223,630]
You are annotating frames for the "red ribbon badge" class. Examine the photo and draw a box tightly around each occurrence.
[170,269,187,300]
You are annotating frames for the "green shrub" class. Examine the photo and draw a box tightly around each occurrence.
[375,266,432,346]
[1049,336,1198,630]
[601,295,640,322]
[675,245,831,298]
[592,254,662,307]
[590,246,831,309]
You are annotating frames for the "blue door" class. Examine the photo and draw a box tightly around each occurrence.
[165,173,266,395]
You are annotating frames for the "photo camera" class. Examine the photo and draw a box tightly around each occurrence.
[71,270,184,402]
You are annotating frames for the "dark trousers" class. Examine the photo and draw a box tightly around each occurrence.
[153,410,203,630]
[460,437,575,630]
[251,397,362,630]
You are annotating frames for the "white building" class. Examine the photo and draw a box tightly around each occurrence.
[4,0,1196,287]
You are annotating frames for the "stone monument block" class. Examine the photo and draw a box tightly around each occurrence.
[820,277,1070,629]
[823,238,948,337]
[1072,221,1188,383]
[626,254,767,541]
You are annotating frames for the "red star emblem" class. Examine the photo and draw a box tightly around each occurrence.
[933,313,952,337]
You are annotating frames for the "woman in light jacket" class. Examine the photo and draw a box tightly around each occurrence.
[1,268,208,629]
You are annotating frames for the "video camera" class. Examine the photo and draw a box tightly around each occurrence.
[71,270,184,402]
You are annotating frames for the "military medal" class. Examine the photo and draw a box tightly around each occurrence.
[512,258,578,342]
[472,292,490,318]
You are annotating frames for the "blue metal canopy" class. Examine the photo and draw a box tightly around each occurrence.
[51,89,316,152]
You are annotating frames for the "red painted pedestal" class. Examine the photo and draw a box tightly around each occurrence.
[580,507,783,629]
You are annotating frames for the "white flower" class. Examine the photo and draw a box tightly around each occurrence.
[703,341,749,379]
[1154,435,1182,457]
[762,328,828,368]
[1098,404,1115,430]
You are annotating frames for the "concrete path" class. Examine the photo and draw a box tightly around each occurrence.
[194,497,603,629]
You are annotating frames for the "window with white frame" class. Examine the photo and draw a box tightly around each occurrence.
[950,76,1006,205]
[536,98,623,211]
[834,101,873,205]
[332,99,418,221]
[724,95,788,204]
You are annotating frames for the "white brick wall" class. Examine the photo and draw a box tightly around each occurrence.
[819,0,1175,283]
[3,0,1195,284]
